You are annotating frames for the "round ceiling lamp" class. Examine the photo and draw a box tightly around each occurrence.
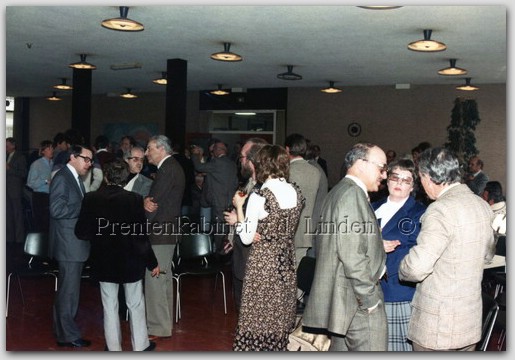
[69,54,97,70]
[120,88,138,98]
[210,42,242,62]
[456,77,479,91]
[210,84,230,95]
[152,72,167,85]
[321,81,342,93]
[101,6,144,32]
[53,78,73,90]
[46,92,62,101]
[408,29,447,52]
[438,58,468,76]
[277,65,303,80]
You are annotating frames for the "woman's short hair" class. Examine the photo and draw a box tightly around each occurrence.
[388,158,417,183]
[417,147,461,185]
[253,144,290,184]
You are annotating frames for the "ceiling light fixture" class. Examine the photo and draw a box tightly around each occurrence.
[438,58,468,76]
[277,65,303,80]
[235,112,256,116]
[210,42,242,62]
[69,54,97,70]
[120,88,138,98]
[210,84,230,96]
[101,6,144,32]
[53,78,73,90]
[456,77,479,91]
[408,29,447,52]
[46,92,62,101]
[321,81,342,93]
[357,6,403,10]
[152,72,167,85]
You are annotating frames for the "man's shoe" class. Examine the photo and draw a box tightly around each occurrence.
[144,341,156,351]
[57,338,92,347]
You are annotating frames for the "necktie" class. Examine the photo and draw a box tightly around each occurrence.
[78,175,86,196]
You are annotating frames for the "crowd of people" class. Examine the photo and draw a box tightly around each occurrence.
[5,129,505,351]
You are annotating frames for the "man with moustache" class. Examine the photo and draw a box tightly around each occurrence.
[124,146,153,197]
[223,137,268,312]
[303,142,388,351]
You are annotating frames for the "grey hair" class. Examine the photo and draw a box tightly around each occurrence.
[148,135,172,154]
[418,147,461,185]
[343,143,376,170]
[123,145,145,160]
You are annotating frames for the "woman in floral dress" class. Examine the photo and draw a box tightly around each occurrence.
[232,144,305,351]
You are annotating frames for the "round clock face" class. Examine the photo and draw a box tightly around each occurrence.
[348,122,361,137]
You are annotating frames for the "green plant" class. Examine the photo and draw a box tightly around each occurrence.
[445,97,481,166]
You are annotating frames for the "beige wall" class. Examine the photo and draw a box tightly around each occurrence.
[27,83,506,190]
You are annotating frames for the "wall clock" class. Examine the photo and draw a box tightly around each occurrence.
[348,122,361,137]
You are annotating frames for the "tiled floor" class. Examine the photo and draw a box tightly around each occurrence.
[5,242,506,352]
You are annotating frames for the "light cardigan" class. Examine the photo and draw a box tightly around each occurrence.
[235,178,297,245]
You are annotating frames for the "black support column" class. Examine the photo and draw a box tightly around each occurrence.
[165,59,187,147]
[71,69,92,145]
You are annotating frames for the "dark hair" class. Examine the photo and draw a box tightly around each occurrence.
[6,137,16,146]
[418,147,461,185]
[483,181,504,203]
[94,135,110,149]
[245,138,269,163]
[285,133,307,157]
[388,158,417,183]
[253,145,290,184]
[53,132,66,147]
[120,135,137,147]
[40,140,53,151]
[343,143,376,170]
[103,159,129,187]
[69,144,91,159]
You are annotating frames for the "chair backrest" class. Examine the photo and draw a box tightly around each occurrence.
[24,232,50,258]
[479,292,500,351]
[297,256,316,294]
[176,233,213,260]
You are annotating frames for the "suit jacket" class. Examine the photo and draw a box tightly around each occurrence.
[303,177,386,336]
[317,156,328,177]
[129,173,153,197]
[6,150,27,199]
[75,185,158,283]
[465,170,489,195]
[289,158,321,248]
[146,156,185,245]
[399,184,495,350]
[372,196,426,302]
[48,165,90,262]
[307,159,329,256]
[192,154,238,221]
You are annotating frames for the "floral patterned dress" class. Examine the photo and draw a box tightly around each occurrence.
[233,183,305,351]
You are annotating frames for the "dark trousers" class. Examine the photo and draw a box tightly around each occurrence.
[32,192,50,232]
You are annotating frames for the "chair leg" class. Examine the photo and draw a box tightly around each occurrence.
[481,308,499,351]
[219,271,227,314]
[6,273,12,317]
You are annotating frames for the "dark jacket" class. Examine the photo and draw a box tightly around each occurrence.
[75,185,157,283]
[372,196,426,302]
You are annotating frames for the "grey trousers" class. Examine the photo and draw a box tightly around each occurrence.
[100,280,150,351]
[329,300,388,351]
[145,244,175,337]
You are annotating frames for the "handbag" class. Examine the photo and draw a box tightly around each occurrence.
[287,318,331,351]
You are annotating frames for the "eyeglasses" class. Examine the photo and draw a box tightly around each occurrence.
[76,154,93,164]
[362,159,388,173]
[128,157,144,162]
[388,173,413,186]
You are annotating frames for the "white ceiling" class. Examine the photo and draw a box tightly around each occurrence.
[5,4,507,98]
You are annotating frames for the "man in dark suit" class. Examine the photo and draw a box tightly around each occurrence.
[6,137,27,245]
[303,142,388,351]
[75,160,159,351]
[123,145,153,197]
[48,144,93,348]
[223,137,268,312]
[143,135,185,339]
[191,141,239,252]
[464,155,489,195]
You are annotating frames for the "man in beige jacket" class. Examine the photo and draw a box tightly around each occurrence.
[399,147,495,351]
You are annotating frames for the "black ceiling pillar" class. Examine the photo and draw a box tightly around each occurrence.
[165,59,187,147]
[71,69,92,145]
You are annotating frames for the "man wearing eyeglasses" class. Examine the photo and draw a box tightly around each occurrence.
[303,142,388,351]
[123,146,153,197]
[49,144,93,348]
